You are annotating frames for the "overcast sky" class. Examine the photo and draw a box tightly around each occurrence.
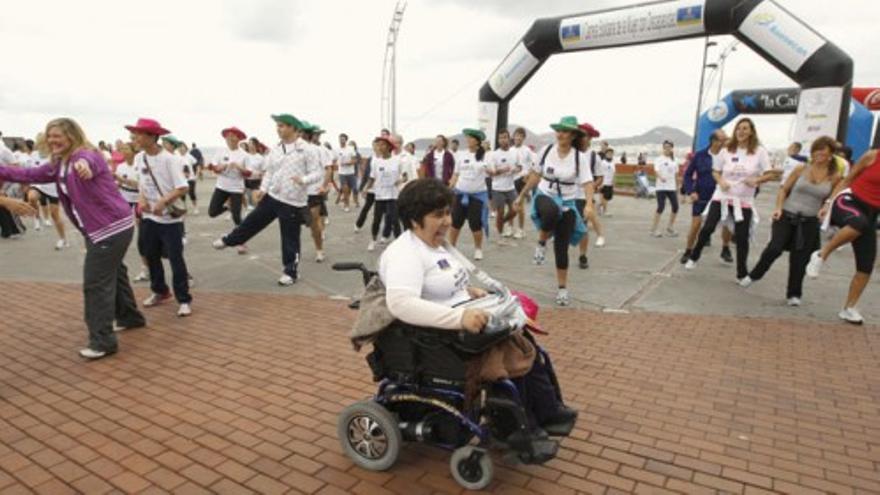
[1,0,877,150]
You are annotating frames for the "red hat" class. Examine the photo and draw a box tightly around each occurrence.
[512,290,547,335]
[110,151,125,164]
[578,123,600,138]
[124,118,170,136]
[221,127,246,141]
[373,136,397,151]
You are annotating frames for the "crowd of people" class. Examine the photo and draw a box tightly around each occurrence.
[0,114,877,360]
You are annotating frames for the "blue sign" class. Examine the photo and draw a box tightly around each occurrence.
[676,5,703,26]
[560,24,581,42]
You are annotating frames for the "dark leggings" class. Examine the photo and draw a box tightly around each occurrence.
[356,193,375,228]
[689,202,753,279]
[535,195,576,270]
[830,193,878,274]
[186,180,197,202]
[748,214,819,298]
[452,195,483,232]
[208,189,243,225]
[656,190,679,214]
[371,200,400,239]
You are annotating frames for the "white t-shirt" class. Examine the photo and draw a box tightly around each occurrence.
[654,156,678,192]
[307,144,334,196]
[27,152,56,197]
[115,162,141,204]
[398,151,418,186]
[713,146,771,203]
[532,145,594,201]
[213,148,248,193]
[180,153,197,180]
[515,145,536,179]
[781,155,806,184]
[488,148,518,192]
[0,143,18,165]
[370,155,402,201]
[454,151,489,193]
[338,146,357,175]
[380,230,470,307]
[599,159,616,187]
[245,153,265,179]
[137,150,189,224]
[433,150,446,179]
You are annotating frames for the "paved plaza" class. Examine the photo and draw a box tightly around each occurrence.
[1,179,878,494]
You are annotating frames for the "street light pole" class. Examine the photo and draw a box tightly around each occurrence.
[692,38,717,151]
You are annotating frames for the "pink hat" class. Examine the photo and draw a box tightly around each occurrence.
[124,118,170,136]
[578,122,601,138]
[512,290,547,335]
[373,135,398,151]
[221,127,246,141]
[110,151,125,164]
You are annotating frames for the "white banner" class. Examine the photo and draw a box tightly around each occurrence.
[487,42,540,100]
[559,0,706,51]
[739,0,825,73]
[793,87,844,146]
[478,102,500,148]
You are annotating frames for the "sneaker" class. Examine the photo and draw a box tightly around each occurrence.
[193,208,200,215]
[44,219,53,227]
[34,219,42,231]
[496,238,514,247]
[143,292,172,307]
[787,297,802,307]
[665,229,678,238]
[79,348,114,360]
[354,225,361,233]
[720,246,734,264]
[324,217,330,226]
[54,239,69,251]
[133,270,149,282]
[489,211,496,219]
[212,238,227,250]
[738,276,753,288]
[367,241,376,252]
[379,237,390,245]
[651,231,663,238]
[838,307,864,325]
[278,274,297,286]
[113,322,145,333]
[315,251,325,263]
[344,207,351,213]
[595,236,606,247]
[684,260,696,270]
[679,250,692,264]
[177,303,192,317]
[555,289,570,307]
[806,250,823,278]
[533,245,546,265]
[502,225,513,238]
[474,249,483,261]
[513,228,524,240]
[578,255,589,270]
[236,244,249,255]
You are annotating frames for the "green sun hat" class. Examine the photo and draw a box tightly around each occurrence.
[271,113,303,129]
[161,135,182,147]
[311,124,325,134]
[550,116,585,135]
[462,128,486,142]
[299,120,315,134]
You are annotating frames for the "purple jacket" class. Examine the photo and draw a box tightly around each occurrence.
[421,149,455,185]
[0,149,133,243]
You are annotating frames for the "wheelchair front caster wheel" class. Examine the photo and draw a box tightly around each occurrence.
[450,445,493,490]
[338,401,401,471]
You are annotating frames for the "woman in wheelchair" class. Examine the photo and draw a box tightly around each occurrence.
[337,178,576,489]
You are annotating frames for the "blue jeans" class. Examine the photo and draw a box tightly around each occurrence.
[141,219,192,303]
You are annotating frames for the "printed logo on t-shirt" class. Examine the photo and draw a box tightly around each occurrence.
[546,167,555,175]
[437,259,451,270]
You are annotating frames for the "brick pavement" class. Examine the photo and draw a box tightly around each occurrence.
[0,281,879,494]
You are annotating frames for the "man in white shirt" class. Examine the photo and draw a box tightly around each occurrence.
[512,128,536,240]
[208,127,250,247]
[212,114,323,285]
[128,119,193,317]
[780,142,807,184]
[487,129,519,243]
[399,142,418,187]
[301,123,335,262]
[336,133,359,211]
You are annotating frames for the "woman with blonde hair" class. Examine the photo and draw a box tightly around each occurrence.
[0,118,145,360]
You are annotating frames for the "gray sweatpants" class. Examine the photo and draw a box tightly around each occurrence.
[83,227,144,352]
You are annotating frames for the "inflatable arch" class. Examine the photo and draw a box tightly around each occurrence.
[696,88,875,159]
[478,0,853,150]
[851,87,880,149]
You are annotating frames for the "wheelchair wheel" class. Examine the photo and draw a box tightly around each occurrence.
[338,401,401,471]
[450,445,493,490]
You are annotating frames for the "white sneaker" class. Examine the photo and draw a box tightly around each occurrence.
[684,260,696,270]
[315,251,325,263]
[502,225,513,238]
[806,250,823,278]
[34,219,42,231]
[177,303,192,317]
[212,238,227,250]
[379,237,390,245]
[324,217,330,226]
[665,229,679,238]
[55,239,69,251]
[513,228,524,240]
[595,236,606,248]
[533,245,546,265]
[838,307,864,325]
[79,348,110,360]
[651,231,663,238]
[738,276,753,288]
[44,219,53,227]
[344,207,351,213]
[192,208,200,215]
[236,244,248,255]
[143,292,171,307]
[787,297,802,307]
[555,288,570,307]
[490,211,496,219]
[278,274,297,286]
[133,270,149,282]
[354,225,361,233]
[182,236,188,246]
[474,249,483,261]
[367,241,376,252]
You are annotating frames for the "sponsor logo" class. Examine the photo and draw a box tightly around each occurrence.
[676,5,702,26]
[754,12,775,26]
[708,101,729,123]
[749,10,811,59]
[561,24,581,43]
[866,89,880,108]
[738,95,759,110]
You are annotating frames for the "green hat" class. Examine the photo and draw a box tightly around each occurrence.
[161,135,182,147]
[271,113,303,129]
[299,120,314,134]
[312,125,325,134]
[462,128,486,142]
[549,116,584,135]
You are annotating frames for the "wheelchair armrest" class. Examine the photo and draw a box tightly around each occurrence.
[454,326,514,354]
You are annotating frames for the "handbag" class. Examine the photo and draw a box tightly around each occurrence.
[143,155,187,218]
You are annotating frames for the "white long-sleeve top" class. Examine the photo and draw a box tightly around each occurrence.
[260,138,323,207]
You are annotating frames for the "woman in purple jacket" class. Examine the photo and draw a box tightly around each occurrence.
[0,118,145,360]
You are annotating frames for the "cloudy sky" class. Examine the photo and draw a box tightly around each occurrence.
[1,0,877,150]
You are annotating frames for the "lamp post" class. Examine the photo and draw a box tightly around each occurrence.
[715,42,739,102]
[692,38,717,151]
